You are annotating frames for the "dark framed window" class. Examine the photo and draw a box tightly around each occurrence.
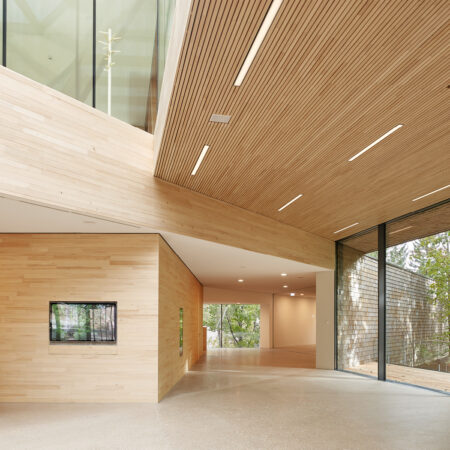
[49,302,117,344]
[336,199,450,392]
[179,308,183,356]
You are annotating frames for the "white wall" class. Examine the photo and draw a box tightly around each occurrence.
[203,288,319,350]
[273,295,316,347]
[203,287,274,348]
[316,271,335,369]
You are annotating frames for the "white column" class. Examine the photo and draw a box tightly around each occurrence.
[316,271,335,369]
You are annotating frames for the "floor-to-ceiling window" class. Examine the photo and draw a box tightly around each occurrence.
[337,201,449,393]
[386,202,449,392]
[95,0,156,129]
[336,228,378,376]
[203,304,260,349]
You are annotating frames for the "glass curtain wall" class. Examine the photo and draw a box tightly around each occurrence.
[2,0,174,131]
[203,304,260,349]
[386,202,449,392]
[337,201,449,392]
[96,0,157,129]
[337,228,378,377]
[7,0,93,104]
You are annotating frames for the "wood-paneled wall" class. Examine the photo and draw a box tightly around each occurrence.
[0,234,203,402]
[0,66,334,269]
[158,237,203,401]
[0,234,159,402]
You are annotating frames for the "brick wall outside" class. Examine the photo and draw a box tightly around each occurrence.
[337,245,447,369]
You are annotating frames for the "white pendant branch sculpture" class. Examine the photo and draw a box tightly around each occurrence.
[98,28,122,116]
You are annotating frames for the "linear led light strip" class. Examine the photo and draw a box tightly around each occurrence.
[389,226,412,235]
[412,185,449,202]
[333,222,359,234]
[278,193,303,211]
[191,145,209,175]
[234,0,283,86]
[348,124,403,161]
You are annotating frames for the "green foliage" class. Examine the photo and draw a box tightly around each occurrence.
[203,304,260,348]
[387,244,408,268]
[409,232,449,343]
[179,308,184,355]
[51,303,114,342]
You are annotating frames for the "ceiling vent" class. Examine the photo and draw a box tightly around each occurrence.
[210,114,231,124]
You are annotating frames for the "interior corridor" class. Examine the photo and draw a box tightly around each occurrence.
[1,348,448,450]
[196,345,316,370]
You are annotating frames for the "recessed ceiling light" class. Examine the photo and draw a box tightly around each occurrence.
[389,226,413,235]
[281,273,287,277]
[290,292,295,296]
[238,279,244,282]
[278,193,303,212]
[210,114,231,123]
[234,0,283,86]
[283,285,288,288]
[191,145,209,175]
[412,185,449,202]
[348,124,403,162]
[300,293,304,296]
[333,222,359,234]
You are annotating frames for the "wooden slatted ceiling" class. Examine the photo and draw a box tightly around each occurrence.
[155,0,450,240]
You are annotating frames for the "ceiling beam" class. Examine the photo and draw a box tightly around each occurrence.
[0,66,334,269]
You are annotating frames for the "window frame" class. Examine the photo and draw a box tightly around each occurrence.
[49,301,117,345]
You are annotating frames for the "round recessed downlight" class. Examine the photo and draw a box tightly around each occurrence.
[281,273,287,277]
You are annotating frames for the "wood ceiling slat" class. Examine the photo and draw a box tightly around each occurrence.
[166,1,264,182]
[156,0,450,240]
[160,1,272,182]
[216,0,430,203]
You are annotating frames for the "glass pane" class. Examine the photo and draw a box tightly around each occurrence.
[337,228,379,376]
[203,304,222,348]
[386,202,450,392]
[96,0,157,129]
[203,304,260,349]
[50,302,116,343]
[221,304,260,348]
[7,0,93,104]
[179,308,183,355]
[157,0,175,96]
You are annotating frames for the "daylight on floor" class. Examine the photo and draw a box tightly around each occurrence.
[0,1,448,449]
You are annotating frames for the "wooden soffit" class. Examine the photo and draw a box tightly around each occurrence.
[155,0,450,240]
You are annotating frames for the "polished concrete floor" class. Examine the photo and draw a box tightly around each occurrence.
[1,348,449,450]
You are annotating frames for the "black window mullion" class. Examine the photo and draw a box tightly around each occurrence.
[92,0,96,108]
[2,0,7,66]
[378,223,387,380]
